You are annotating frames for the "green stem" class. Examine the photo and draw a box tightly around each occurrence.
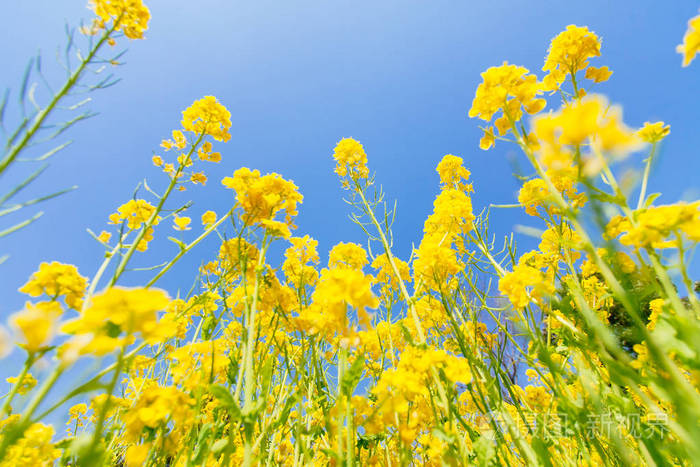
[636,143,657,210]
[108,131,205,287]
[146,209,233,287]
[0,353,34,418]
[0,22,118,176]
[354,181,426,343]
[84,347,125,461]
[242,236,269,467]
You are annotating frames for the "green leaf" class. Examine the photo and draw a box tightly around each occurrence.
[643,192,661,209]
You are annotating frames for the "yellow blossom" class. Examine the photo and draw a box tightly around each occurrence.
[201,210,217,227]
[181,96,231,142]
[636,121,670,143]
[332,138,370,181]
[584,65,613,83]
[542,25,602,90]
[677,10,700,66]
[88,0,150,40]
[19,261,87,309]
[222,167,303,227]
[173,215,191,231]
[6,373,37,395]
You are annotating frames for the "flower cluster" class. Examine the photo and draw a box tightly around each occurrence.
[468,63,545,150]
[88,0,151,40]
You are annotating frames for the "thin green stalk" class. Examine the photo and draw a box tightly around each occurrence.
[636,143,657,210]
[242,235,269,467]
[108,131,205,287]
[0,353,34,418]
[146,209,233,287]
[0,22,119,175]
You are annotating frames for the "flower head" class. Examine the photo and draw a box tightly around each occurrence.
[677,10,700,67]
[181,96,232,142]
[89,0,151,40]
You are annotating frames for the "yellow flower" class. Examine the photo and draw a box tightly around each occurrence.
[332,138,370,181]
[468,62,545,150]
[282,235,320,288]
[636,121,670,144]
[97,230,112,243]
[110,199,158,230]
[6,373,37,395]
[479,126,495,150]
[613,202,700,248]
[19,261,87,309]
[647,298,666,331]
[61,287,173,355]
[197,141,222,162]
[499,261,554,309]
[181,96,232,142]
[261,219,292,239]
[201,210,217,227]
[125,443,152,467]
[542,25,602,90]
[436,154,472,191]
[151,155,163,166]
[584,65,613,83]
[9,301,62,353]
[221,167,303,227]
[328,242,368,270]
[677,10,700,67]
[89,0,151,40]
[173,216,191,231]
[2,423,61,466]
[190,172,207,185]
[295,267,378,340]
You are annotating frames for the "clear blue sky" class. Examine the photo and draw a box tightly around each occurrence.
[1,0,698,379]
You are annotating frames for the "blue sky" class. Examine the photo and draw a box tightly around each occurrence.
[1,0,698,383]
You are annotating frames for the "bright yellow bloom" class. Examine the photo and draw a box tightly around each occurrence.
[19,261,87,309]
[97,230,112,243]
[479,126,495,150]
[181,96,232,142]
[125,443,152,466]
[677,10,700,66]
[636,121,670,143]
[468,62,544,150]
[110,199,158,230]
[328,242,368,270]
[201,210,217,227]
[436,154,473,192]
[499,261,554,309]
[647,298,665,331]
[88,0,151,40]
[1,423,61,466]
[296,267,378,340]
[122,385,192,442]
[197,141,222,162]
[6,373,37,395]
[542,25,602,90]
[332,138,370,180]
[261,219,292,239]
[282,235,320,288]
[151,155,163,166]
[584,65,613,83]
[61,287,174,355]
[222,167,303,227]
[9,301,62,353]
[610,202,700,248]
[530,95,639,175]
[190,172,207,185]
[371,253,411,292]
[173,215,191,231]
